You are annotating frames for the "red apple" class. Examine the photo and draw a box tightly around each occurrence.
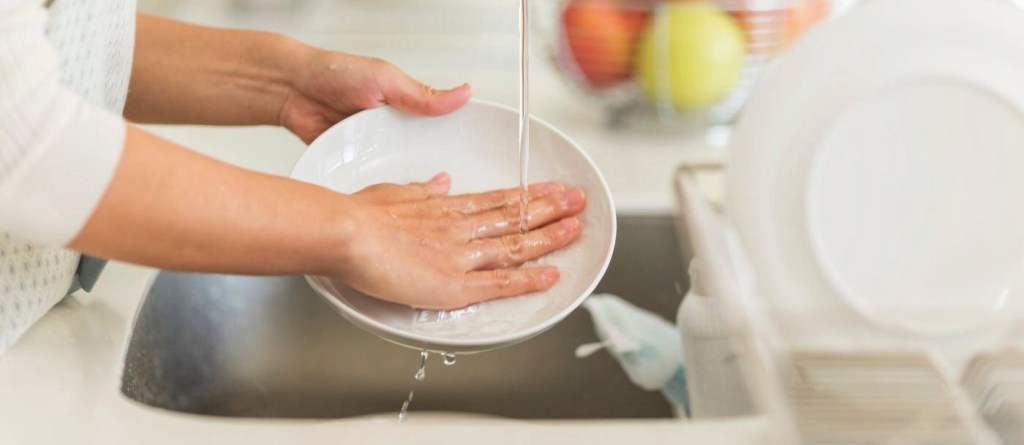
[562,0,648,88]
[786,0,830,44]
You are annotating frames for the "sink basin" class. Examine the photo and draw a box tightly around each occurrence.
[121,216,689,420]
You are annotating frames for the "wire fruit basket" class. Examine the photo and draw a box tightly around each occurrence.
[539,0,832,131]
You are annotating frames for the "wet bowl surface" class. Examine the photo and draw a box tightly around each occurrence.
[290,99,616,353]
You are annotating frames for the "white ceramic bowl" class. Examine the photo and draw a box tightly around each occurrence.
[290,99,616,354]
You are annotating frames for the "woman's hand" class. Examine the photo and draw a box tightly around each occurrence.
[126,15,469,141]
[280,51,472,144]
[334,173,587,310]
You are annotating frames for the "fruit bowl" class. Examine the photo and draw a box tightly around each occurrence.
[539,0,834,131]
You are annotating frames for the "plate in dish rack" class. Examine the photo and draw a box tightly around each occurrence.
[726,0,1024,336]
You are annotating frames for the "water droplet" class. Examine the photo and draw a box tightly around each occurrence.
[442,353,457,366]
[414,350,428,381]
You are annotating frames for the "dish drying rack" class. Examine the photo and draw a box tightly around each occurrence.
[674,162,1024,445]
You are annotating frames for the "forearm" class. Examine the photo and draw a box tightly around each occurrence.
[124,14,313,126]
[69,125,354,276]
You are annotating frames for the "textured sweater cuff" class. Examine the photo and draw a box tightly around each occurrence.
[0,90,125,246]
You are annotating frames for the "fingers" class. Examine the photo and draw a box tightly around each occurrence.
[468,189,586,239]
[466,216,583,270]
[374,60,472,116]
[442,182,566,214]
[392,182,567,217]
[459,266,561,305]
[355,173,451,202]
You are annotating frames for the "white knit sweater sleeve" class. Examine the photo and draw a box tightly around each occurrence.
[0,4,126,246]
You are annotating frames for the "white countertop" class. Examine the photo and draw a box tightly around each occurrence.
[0,2,771,443]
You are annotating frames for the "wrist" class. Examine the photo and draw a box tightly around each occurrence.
[316,191,363,276]
[230,32,318,126]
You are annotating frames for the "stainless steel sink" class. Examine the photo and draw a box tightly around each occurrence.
[121,216,689,419]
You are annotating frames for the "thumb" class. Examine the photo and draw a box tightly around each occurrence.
[379,67,472,116]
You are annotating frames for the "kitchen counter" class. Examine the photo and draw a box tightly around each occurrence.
[0,2,768,443]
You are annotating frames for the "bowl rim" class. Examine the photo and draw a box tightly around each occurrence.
[289,98,617,352]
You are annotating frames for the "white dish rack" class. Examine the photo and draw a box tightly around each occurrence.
[674,163,1024,445]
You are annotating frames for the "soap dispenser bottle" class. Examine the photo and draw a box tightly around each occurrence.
[677,259,755,418]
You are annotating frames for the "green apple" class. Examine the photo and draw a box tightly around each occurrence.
[636,3,746,111]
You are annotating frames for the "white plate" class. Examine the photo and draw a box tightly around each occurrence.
[290,99,616,353]
[727,0,1024,337]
